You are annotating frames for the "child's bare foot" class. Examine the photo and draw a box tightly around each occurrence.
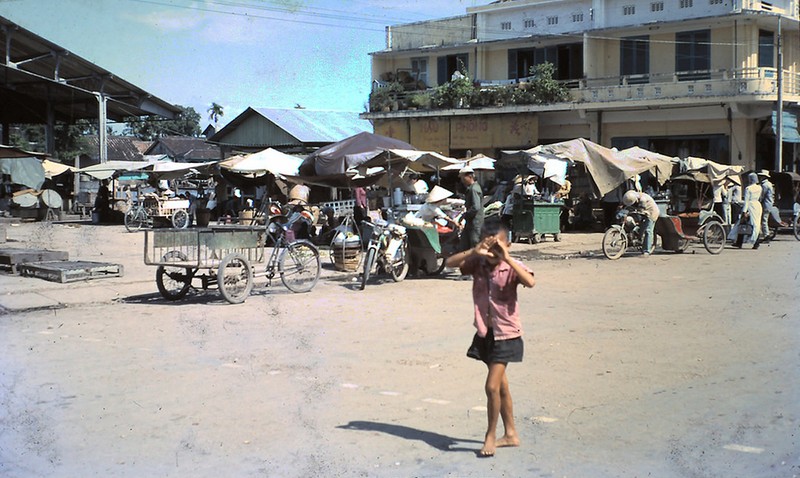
[479,433,496,457]
[496,434,520,448]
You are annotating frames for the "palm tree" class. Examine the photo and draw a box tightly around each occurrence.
[207,102,224,126]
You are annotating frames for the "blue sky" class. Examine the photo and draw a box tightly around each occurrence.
[0,0,482,129]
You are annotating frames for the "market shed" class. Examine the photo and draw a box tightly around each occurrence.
[209,107,372,157]
[0,15,179,158]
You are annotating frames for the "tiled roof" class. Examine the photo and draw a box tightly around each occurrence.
[83,135,144,162]
[146,136,221,161]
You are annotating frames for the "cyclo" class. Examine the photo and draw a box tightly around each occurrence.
[602,172,726,259]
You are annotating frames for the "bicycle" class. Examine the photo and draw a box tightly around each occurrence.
[359,218,409,290]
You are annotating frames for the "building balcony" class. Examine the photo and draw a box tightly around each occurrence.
[363,67,800,118]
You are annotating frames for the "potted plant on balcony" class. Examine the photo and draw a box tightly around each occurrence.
[527,63,570,104]
[369,82,405,112]
[408,92,431,110]
[432,71,475,109]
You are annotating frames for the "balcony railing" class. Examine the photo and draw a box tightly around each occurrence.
[577,67,800,104]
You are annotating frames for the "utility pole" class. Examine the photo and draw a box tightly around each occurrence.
[775,16,783,171]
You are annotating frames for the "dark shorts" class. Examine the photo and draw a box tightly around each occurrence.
[466,329,523,364]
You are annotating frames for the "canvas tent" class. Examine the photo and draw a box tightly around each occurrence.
[299,132,415,176]
[514,139,674,197]
[442,153,496,171]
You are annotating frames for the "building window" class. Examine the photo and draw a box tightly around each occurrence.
[623,5,635,15]
[620,35,649,83]
[547,16,558,25]
[709,0,723,4]
[501,22,512,30]
[437,53,468,85]
[680,0,693,7]
[758,30,774,67]
[411,57,428,86]
[675,29,710,80]
[572,13,584,22]
[651,2,664,11]
[524,19,535,28]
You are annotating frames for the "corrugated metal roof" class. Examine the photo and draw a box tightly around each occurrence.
[252,108,371,144]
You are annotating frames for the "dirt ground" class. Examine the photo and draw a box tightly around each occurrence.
[0,220,798,477]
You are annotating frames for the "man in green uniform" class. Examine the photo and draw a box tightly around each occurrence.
[459,166,485,251]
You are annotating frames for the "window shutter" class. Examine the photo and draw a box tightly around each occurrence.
[437,56,447,85]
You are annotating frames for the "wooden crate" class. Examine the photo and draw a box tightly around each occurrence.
[18,261,123,283]
[0,248,69,274]
[332,246,361,272]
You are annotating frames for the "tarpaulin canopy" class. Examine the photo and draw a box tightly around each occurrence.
[299,132,415,176]
[520,138,675,197]
[442,153,496,171]
[680,157,743,185]
[618,146,675,184]
[501,149,571,186]
[283,172,386,189]
[359,149,459,173]
[147,160,219,180]
[42,159,76,179]
[220,148,303,177]
[78,161,151,180]
[0,156,46,189]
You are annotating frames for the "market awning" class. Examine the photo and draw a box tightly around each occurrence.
[359,149,459,172]
[299,131,415,176]
[442,153,496,171]
[42,159,76,178]
[78,161,151,180]
[147,160,219,180]
[0,156,45,189]
[219,148,303,177]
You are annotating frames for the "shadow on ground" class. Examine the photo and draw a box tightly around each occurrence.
[337,421,482,454]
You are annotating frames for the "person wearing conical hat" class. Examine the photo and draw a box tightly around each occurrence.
[415,185,461,230]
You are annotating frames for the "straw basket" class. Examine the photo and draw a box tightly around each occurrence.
[332,243,361,272]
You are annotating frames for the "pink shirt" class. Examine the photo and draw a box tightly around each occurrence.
[462,257,532,340]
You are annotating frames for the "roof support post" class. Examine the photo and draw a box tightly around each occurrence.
[46,100,55,155]
[2,122,9,144]
[775,16,783,171]
[96,92,108,163]
[2,26,12,65]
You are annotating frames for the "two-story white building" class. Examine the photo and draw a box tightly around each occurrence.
[363,0,800,172]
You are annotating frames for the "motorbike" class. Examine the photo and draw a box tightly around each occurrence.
[602,208,657,259]
[359,218,409,290]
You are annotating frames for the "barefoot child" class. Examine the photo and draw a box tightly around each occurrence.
[445,219,536,457]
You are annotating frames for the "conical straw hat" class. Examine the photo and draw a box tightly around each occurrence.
[426,185,454,203]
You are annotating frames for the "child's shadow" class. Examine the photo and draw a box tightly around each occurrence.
[337,421,481,453]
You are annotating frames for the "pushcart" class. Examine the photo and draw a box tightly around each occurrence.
[512,196,563,243]
[125,194,191,232]
[144,217,321,304]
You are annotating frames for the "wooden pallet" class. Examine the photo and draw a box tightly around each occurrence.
[0,248,69,274]
[18,261,123,283]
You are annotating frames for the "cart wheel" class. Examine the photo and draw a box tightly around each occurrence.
[171,209,189,229]
[156,251,194,300]
[427,255,447,276]
[388,242,409,282]
[125,208,145,232]
[794,215,800,241]
[602,228,627,260]
[553,233,562,242]
[218,253,253,304]
[279,241,321,293]
[675,238,691,253]
[702,221,726,254]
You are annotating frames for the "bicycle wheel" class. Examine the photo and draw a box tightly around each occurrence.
[602,228,627,260]
[388,241,409,282]
[794,215,800,241]
[125,208,145,232]
[279,241,321,293]
[218,253,253,304]
[171,209,189,229]
[359,247,376,291]
[156,251,194,300]
[702,221,726,255]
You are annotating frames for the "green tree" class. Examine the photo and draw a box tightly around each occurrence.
[124,105,201,140]
[207,102,224,126]
[527,63,570,104]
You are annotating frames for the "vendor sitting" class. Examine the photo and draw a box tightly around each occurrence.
[415,185,462,230]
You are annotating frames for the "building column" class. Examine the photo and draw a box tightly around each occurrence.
[96,93,108,163]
